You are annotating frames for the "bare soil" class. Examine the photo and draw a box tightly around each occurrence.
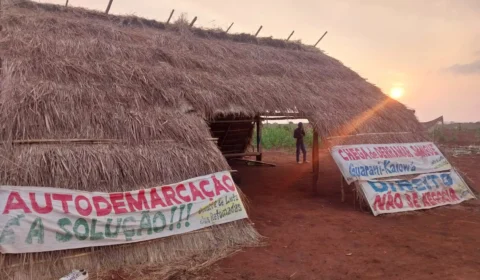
[206,151,480,280]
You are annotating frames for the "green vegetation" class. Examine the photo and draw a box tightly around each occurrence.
[443,122,480,130]
[430,125,480,145]
[431,127,446,143]
[252,123,314,150]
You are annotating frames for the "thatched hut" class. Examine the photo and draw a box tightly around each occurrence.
[421,116,444,132]
[0,0,426,279]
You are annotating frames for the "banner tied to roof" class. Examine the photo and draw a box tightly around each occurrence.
[358,170,475,216]
[0,171,248,254]
[331,142,451,184]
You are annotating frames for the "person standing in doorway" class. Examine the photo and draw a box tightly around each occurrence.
[293,122,308,164]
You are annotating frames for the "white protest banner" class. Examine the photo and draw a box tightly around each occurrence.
[331,142,451,183]
[358,170,475,216]
[0,171,248,254]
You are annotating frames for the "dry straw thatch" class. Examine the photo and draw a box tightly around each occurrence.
[0,1,425,142]
[0,0,426,279]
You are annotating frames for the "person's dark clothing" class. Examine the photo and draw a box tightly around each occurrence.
[296,141,307,163]
[294,127,306,162]
[294,127,305,143]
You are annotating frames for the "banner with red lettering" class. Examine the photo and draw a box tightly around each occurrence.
[0,171,248,254]
[358,170,475,216]
[331,142,451,183]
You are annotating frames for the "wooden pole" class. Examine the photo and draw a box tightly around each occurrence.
[220,124,232,146]
[105,0,113,14]
[65,0,69,7]
[286,30,294,41]
[166,9,175,24]
[11,138,218,145]
[226,22,234,33]
[312,129,319,173]
[262,112,307,118]
[210,119,255,124]
[255,25,263,37]
[189,16,197,27]
[256,115,263,161]
[314,31,328,47]
[223,152,262,158]
[341,175,345,202]
[312,129,319,194]
[327,131,412,140]
[230,158,276,167]
[211,128,251,133]
[261,117,307,121]
[312,135,315,173]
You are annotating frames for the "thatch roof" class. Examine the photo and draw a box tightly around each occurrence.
[0,0,426,279]
[0,0,425,142]
[421,116,444,131]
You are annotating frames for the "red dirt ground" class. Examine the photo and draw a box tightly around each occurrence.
[206,151,480,280]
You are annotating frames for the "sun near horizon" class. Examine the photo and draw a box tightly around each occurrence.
[389,86,404,100]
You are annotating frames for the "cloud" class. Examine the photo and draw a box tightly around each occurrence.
[446,59,480,75]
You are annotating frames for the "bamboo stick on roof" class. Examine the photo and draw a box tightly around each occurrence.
[105,0,113,14]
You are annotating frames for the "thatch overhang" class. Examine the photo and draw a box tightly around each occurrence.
[0,1,425,143]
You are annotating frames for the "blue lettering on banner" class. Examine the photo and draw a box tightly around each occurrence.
[367,173,455,193]
[441,173,453,186]
[367,181,388,192]
[396,180,413,192]
[384,160,416,174]
[412,178,426,191]
[348,160,417,178]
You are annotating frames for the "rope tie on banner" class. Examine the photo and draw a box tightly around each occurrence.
[327,131,413,140]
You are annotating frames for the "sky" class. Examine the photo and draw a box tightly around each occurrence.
[37,0,480,122]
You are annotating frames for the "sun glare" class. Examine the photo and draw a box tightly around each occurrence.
[390,86,404,99]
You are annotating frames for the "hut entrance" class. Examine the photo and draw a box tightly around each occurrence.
[209,115,262,160]
[209,114,321,192]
